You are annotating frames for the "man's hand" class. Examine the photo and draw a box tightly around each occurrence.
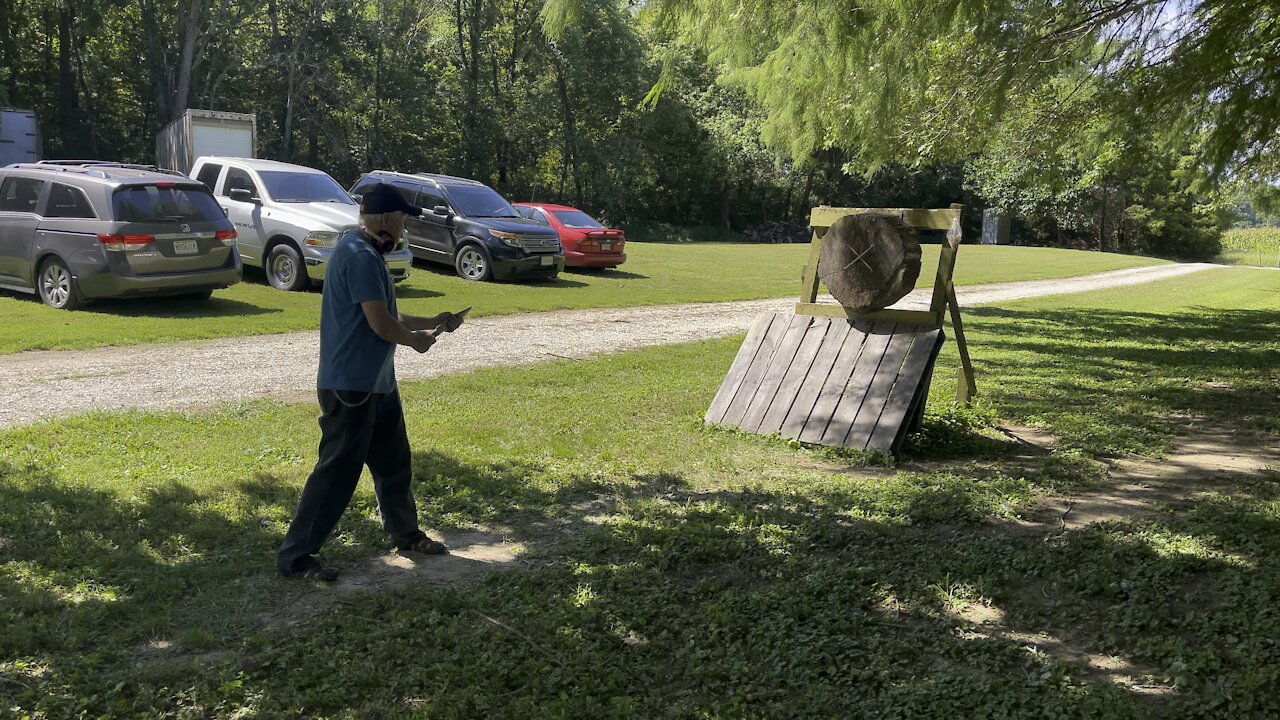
[399,307,469,334]
[434,310,466,334]
[408,331,436,353]
[362,300,439,351]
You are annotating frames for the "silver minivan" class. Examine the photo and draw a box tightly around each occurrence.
[0,161,242,309]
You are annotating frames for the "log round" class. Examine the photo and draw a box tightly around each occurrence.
[818,213,922,311]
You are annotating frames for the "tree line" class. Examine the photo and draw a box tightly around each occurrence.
[1,0,811,230]
[5,0,1275,259]
[619,0,1280,258]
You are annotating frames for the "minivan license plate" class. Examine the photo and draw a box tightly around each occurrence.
[540,255,553,266]
[173,239,199,255]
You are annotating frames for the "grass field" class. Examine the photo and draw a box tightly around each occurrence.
[0,244,1168,354]
[620,220,745,243]
[1218,227,1280,267]
[2,267,1277,717]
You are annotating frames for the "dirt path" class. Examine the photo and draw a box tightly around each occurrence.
[1022,422,1280,531]
[928,416,1279,698]
[1,262,1215,427]
[258,530,528,630]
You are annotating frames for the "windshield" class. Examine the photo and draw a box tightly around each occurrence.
[111,185,226,223]
[258,171,354,204]
[552,210,604,229]
[516,206,549,225]
[446,185,518,218]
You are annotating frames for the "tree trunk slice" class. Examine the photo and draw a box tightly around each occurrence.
[818,214,922,311]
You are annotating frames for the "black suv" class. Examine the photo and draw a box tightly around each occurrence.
[350,171,564,281]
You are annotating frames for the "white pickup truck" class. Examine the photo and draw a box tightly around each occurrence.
[188,156,412,290]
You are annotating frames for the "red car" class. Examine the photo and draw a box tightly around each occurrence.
[513,203,626,269]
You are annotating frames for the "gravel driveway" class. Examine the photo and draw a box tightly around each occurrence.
[0,263,1215,428]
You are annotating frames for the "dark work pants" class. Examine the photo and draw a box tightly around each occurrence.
[276,388,427,574]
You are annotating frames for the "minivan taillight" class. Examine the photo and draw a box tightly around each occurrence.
[215,229,237,246]
[97,233,155,252]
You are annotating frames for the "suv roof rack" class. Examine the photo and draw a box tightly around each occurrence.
[33,159,108,166]
[60,161,188,177]
[413,172,483,186]
[7,161,189,179]
[365,169,484,187]
[6,163,113,178]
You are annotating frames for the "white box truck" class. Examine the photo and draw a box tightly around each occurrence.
[156,109,255,174]
[0,108,41,165]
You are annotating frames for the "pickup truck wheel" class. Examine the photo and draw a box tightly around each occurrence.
[267,244,309,291]
[454,244,493,281]
[37,258,82,310]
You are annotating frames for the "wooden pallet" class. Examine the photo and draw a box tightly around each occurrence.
[705,313,944,453]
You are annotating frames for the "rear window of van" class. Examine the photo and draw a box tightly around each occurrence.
[112,184,225,224]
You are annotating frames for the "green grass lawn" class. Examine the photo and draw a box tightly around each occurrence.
[0,244,1167,354]
[1217,227,1280,267]
[618,219,746,243]
[3,267,1275,718]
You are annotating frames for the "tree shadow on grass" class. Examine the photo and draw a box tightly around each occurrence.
[0,468,297,715]
[5,439,1280,716]
[957,306,1280,455]
[898,415,1028,462]
[198,460,1280,717]
[0,450,682,714]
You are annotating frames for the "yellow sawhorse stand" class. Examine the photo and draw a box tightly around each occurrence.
[705,204,977,454]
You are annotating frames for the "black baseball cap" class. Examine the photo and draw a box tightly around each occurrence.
[359,182,423,217]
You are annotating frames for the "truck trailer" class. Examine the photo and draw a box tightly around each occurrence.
[156,109,255,175]
[0,108,41,165]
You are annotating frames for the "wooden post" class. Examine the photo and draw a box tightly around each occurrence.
[926,204,964,327]
[940,206,977,403]
[948,282,978,403]
[799,227,823,303]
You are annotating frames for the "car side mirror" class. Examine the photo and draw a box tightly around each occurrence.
[228,188,258,204]
[432,205,456,227]
[350,193,362,203]
[222,206,229,217]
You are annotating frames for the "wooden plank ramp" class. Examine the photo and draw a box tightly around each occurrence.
[707,312,945,454]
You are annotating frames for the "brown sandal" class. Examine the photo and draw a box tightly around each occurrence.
[282,558,339,582]
[399,536,449,555]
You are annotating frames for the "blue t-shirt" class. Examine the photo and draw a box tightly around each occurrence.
[316,230,398,393]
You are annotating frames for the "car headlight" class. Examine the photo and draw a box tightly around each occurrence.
[490,230,522,248]
[304,231,339,247]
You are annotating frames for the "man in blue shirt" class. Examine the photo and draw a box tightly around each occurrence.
[277,183,465,581]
